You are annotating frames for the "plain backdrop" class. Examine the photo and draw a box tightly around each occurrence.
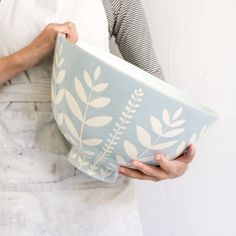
[109,0,236,235]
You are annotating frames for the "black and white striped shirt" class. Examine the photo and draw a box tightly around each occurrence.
[102,0,165,81]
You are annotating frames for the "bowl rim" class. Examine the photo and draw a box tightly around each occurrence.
[57,33,219,120]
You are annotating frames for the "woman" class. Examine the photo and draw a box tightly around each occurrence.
[0,0,196,235]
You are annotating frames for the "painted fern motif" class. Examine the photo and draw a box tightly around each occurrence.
[69,148,90,168]
[52,42,66,104]
[75,66,112,147]
[99,89,144,159]
[88,89,144,175]
[175,124,208,157]
[121,107,186,162]
[56,65,112,150]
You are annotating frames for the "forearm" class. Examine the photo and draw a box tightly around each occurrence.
[0,41,51,86]
[0,51,25,85]
[0,22,78,86]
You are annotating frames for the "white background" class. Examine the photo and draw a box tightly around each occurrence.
[110,0,236,235]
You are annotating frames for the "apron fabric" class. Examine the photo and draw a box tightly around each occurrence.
[0,0,143,235]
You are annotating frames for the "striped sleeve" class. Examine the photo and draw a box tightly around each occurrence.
[102,0,166,80]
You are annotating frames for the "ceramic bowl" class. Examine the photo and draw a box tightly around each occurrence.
[51,33,219,183]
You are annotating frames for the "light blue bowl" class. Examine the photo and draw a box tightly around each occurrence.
[51,33,219,183]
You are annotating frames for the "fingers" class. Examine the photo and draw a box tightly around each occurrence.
[119,167,159,182]
[175,144,196,164]
[154,154,172,172]
[155,154,188,178]
[131,160,168,180]
[52,22,79,43]
[119,146,197,182]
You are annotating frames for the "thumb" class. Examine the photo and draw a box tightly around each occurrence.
[155,154,171,172]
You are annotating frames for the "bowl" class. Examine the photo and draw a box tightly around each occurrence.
[51,33,219,183]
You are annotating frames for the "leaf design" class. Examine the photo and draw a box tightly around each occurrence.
[84,151,95,156]
[150,115,163,135]
[172,107,183,121]
[55,70,66,84]
[64,134,78,147]
[65,90,83,122]
[175,141,186,156]
[59,43,63,56]
[94,66,101,81]
[78,156,90,167]
[57,58,64,68]
[75,77,87,103]
[116,155,127,165]
[162,128,185,138]
[168,119,186,128]
[57,113,64,126]
[139,155,155,162]
[54,89,65,104]
[93,83,108,93]
[136,125,152,148]
[83,70,92,88]
[82,138,103,146]
[89,97,111,108]
[64,114,80,141]
[85,116,112,127]
[97,88,144,161]
[152,140,178,150]
[100,168,113,178]
[188,133,197,145]
[124,140,138,159]
[199,125,208,137]
[162,109,170,126]
[70,152,77,159]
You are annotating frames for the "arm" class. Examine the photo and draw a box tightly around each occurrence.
[0,22,78,86]
[109,0,165,80]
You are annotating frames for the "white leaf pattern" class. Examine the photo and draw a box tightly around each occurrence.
[93,83,108,93]
[188,133,197,145]
[64,115,80,141]
[57,113,64,126]
[83,70,92,88]
[150,115,163,135]
[199,125,208,137]
[139,155,155,162]
[162,128,185,138]
[168,119,186,128]
[86,116,112,127]
[89,97,111,108]
[84,151,96,156]
[172,107,183,121]
[75,77,87,103]
[57,58,64,68]
[162,109,170,126]
[65,90,83,122]
[55,70,66,84]
[116,155,127,165]
[136,126,152,148]
[152,140,178,150]
[175,141,186,156]
[54,89,65,104]
[59,43,62,56]
[124,140,138,159]
[82,138,103,146]
[94,66,101,81]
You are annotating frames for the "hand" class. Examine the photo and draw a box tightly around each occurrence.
[21,22,78,67]
[118,144,196,182]
[0,22,78,86]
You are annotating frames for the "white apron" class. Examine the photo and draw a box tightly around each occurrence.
[0,0,143,235]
